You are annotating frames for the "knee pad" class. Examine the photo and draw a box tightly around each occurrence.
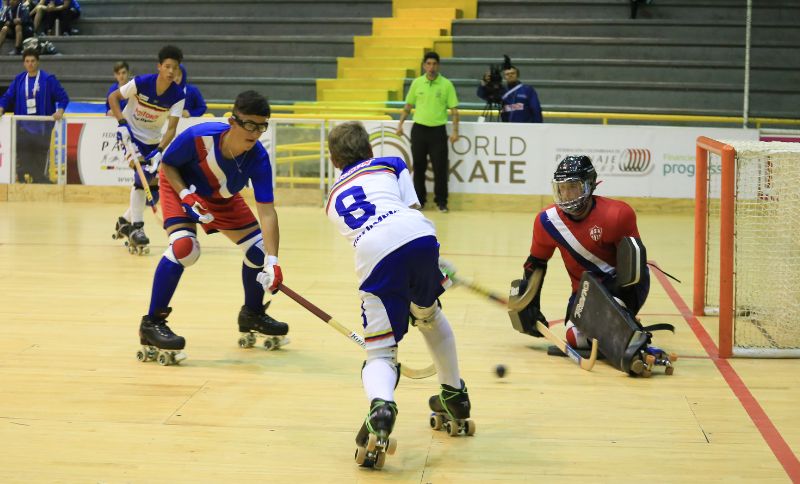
[410,301,441,330]
[165,229,200,267]
[239,231,264,269]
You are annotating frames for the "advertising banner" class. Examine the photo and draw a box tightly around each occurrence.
[376,122,758,198]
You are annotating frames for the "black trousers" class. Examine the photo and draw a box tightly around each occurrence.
[410,123,449,207]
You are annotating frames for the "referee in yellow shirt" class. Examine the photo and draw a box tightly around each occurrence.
[396,52,459,213]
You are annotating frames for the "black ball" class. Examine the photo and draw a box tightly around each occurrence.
[495,364,507,378]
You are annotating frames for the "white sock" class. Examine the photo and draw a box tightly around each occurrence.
[130,187,146,223]
[417,311,461,388]
[362,358,397,402]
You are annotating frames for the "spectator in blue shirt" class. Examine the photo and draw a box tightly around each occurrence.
[175,65,207,117]
[477,65,543,123]
[0,48,69,182]
[105,60,130,115]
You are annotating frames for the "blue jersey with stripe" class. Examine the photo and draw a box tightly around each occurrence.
[162,122,274,203]
[326,156,434,282]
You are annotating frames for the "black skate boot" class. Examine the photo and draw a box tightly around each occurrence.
[237,301,290,350]
[112,216,131,241]
[137,308,187,366]
[354,399,398,469]
[127,222,150,256]
[429,379,476,436]
[630,346,678,377]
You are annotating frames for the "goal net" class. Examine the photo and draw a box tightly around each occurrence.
[694,137,800,358]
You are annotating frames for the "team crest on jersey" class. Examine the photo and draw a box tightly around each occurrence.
[589,225,602,242]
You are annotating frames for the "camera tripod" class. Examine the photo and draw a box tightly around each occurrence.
[481,101,502,122]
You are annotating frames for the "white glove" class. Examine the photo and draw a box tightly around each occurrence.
[116,120,132,146]
[438,258,457,278]
[144,149,162,175]
[256,256,282,294]
[179,185,215,224]
[438,258,456,290]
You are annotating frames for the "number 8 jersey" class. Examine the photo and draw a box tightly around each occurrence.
[326,156,436,282]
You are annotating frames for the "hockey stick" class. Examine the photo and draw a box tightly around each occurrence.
[277,283,437,380]
[535,320,598,371]
[449,273,510,306]
[121,138,161,222]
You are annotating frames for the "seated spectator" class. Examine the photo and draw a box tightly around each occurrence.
[34,0,79,36]
[630,0,652,19]
[0,0,34,55]
[105,60,129,115]
[175,65,207,117]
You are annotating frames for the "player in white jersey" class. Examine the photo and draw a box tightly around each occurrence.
[325,121,474,469]
[108,45,186,254]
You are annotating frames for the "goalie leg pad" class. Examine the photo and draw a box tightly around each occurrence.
[164,229,200,267]
[571,272,648,374]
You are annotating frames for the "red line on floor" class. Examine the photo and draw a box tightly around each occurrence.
[652,263,800,483]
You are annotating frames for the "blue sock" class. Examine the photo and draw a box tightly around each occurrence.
[242,263,265,311]
[148,256,184,315]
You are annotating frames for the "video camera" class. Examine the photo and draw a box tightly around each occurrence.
[481,55,513,105]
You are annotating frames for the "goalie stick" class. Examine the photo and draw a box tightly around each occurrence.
[446,271,598,371]
[536,320,598,371]
[277,283,437,380]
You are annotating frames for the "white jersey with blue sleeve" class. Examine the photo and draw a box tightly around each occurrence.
[119,74,185,145]
[326,156,436,282]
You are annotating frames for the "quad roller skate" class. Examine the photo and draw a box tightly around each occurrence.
[630,346,677,377]
[354,399,398,469]
[136,308,187,366]
[237,302,290,350]
[429,379,476,437]
[112,216,132,242]
[127,222,150,255]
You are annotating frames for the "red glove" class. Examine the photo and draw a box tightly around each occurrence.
[179,185,214,224]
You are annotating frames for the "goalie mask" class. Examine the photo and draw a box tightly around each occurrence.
[552,155,597,216]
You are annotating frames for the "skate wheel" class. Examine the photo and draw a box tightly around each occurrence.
[366,432,378,452]
[430,413,443,430]
[669,352,678,362]
[157,353,170,366]
[354,446,367,465]
[447,421,459,437]
[645,354,656,366]
[374,452,386,469]
[665,366,675,375]
[238,336,253,348]
[136,349,147,362]
[630,359,644,375]
[263,339,275,351]
[465,419,476,436]
[386,438,397,455]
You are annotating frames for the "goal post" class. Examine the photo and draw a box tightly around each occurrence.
[694,136,800,358]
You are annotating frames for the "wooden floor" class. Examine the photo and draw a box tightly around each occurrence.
[0,200,798,483]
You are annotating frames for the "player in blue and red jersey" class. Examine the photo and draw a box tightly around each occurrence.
[523,155,650,350]
[134,90,289,366]
[108,45,185,254]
